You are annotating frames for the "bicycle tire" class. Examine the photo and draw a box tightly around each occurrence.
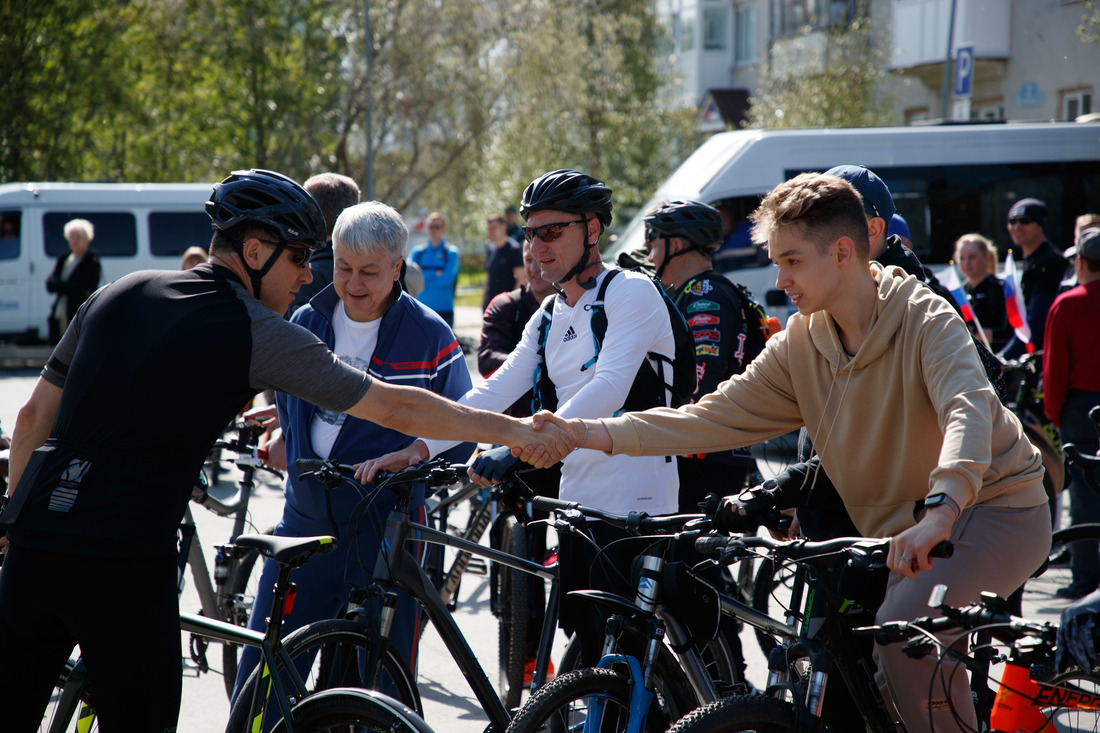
[40,662,98,733]
[497,514,529,710]
[668,694,805,733]
[270,688,432,733]
[227,620,420,733]
[221,545,260,699]
[1021,524,1100,602]
[1038,670,1100,732]
[557,629,699,724]
[505,667,668,733]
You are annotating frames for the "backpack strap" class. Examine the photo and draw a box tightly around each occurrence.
[581,268,621,372]
[531,296,558,413]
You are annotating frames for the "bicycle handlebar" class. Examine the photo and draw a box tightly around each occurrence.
[530,495,705,535]
[693,534,953,570]
[1065,443,1100,495]
[856,592,1054,646]
[295,457,473,495]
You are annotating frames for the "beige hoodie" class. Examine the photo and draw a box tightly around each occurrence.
[601,264,1047,539]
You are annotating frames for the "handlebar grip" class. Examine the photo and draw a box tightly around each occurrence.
[930,540,953,559]
[531,496,580,513]
[295,458,328,472]
[694,535,737,555]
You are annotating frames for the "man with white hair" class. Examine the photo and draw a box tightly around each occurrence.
[233,200,475,698]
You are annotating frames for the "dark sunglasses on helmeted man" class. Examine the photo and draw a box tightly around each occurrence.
[1007,217,1034,227]
[644,227,668,243]
[258,238,312,268]
[521,218,586,243]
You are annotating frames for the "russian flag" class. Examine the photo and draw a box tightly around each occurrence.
[939,264,990,349]
[1003,253,1033,353]
[940,264,976,322]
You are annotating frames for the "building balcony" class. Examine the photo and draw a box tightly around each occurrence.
[890,0,1010,88]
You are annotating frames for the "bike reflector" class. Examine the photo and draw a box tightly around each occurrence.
[284,583,298,615]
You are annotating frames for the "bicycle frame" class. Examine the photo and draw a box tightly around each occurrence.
[369,501,561,732]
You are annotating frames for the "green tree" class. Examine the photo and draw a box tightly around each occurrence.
[470,0,697,238]
[747,17,899,130]
[1080,0,1100,44]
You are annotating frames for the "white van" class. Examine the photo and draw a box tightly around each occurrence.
[0,182,215,342]
[606,122,1100,321]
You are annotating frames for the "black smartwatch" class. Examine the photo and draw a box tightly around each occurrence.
[923,493,951,510]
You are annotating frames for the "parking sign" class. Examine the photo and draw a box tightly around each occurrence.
[954,44,974,98]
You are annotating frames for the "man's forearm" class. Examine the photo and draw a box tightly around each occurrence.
[8,380,63,495]
[348,381,570,463]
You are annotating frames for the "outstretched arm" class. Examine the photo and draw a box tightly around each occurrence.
[346,381,572,468]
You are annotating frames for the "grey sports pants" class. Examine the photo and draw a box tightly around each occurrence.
[873,502,1051,733]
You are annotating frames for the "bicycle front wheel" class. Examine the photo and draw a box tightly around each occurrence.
[669,694,802,733]
[506,667,668,733]
[271,688,433,733]
[40,660,99,733]
[227,620,420,733]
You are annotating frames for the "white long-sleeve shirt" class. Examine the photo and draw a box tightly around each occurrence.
[424,268,679,515]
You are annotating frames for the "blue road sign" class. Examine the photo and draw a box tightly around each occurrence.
[955,44,974,98]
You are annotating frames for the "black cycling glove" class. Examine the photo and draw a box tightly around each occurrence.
[711,479,782,534]
[470,445,523,484]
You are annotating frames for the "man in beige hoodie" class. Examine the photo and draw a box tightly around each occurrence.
[530,172,1050,733]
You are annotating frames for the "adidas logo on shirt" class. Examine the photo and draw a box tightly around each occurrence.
[563,326,578,342]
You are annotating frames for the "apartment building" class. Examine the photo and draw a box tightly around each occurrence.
[661,0,1099,128]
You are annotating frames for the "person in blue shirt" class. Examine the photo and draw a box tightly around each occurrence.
[409,211,461,326]
[233,201,475,699]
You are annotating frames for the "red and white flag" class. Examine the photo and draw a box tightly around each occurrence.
[1003,253,1033,353]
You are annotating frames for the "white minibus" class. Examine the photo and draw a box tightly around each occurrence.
[606,122,1100,321]
[0,182,214,342]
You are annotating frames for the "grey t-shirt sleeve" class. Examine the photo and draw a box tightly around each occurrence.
[246,299,371,412]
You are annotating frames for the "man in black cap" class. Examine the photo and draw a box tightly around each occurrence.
[1005,197,1068,355]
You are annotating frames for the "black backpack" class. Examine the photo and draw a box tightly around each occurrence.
[531,268,697,413]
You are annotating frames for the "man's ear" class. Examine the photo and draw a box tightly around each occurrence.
[586,216,602,246]
[867,216,887,244]
[240,236,271,270]
[834,236,856,268]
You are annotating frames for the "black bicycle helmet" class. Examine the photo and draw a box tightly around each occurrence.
[643,200,723,280]
[644,200,723,253]
[206,169,326,297]
[520,169,613,290]
[206,169,326,250]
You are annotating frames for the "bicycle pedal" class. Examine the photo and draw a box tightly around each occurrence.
[467,558,488,575]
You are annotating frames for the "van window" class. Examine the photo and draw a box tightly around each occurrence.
[44,212,137,257]
[150,211,214,256]
[785,161,1100,263]
[0,211,20,260]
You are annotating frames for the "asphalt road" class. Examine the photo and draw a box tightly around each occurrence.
[0,302,1079,732]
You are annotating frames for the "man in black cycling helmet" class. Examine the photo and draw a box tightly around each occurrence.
[520,168,612,293]
[206,168,328,301]
[643,199,723,281]
[643,200,767,510]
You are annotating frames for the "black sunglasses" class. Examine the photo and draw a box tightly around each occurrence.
[644,226,667,243]
[258,238,312,268]
[521,219,586,243]
[1007,217,1034,226]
